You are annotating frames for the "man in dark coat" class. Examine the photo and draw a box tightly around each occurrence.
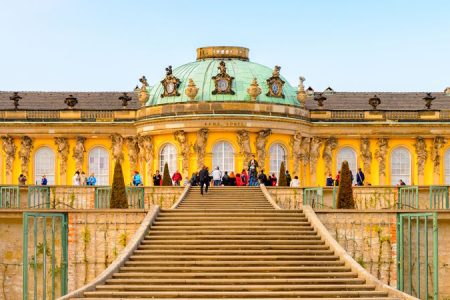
[199,166,210,195]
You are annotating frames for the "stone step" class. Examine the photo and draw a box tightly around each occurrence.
[136,244,329,250]
[95,283,377,291]
[140,239,324,245]
[129,254,340,261]
[146,235,321,240]
[150,225,313,230]
[123,261,345,267]
[105,277,367,285]
[119,266,351,272]
[159,209,303,213]
[111,271,360,279]
[76,297,399,300]
[132,249,334,255]
[156,216,308,221]
[82,290,390,298]
[148,231,319,236]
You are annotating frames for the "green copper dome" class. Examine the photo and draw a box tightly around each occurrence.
[146,47,299,106]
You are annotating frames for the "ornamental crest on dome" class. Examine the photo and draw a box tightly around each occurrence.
[211,61,235,95]
[161,66,181,98]
[266,65,285,98]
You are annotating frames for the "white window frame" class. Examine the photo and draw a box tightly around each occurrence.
[269,143,287,178]
[445,149,450,184]
[88,147,110,185]
[34,147,56,185]
[336,147,357,184]
[212,141,235,173]
[160,144,177,177]
[390,147,412,185]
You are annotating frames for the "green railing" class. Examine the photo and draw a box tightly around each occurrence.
[0,186,20,208]
[397,213,438,299]
[398,186,419,209]
[28,186,51,208]
[23,212,68,300]
[303,187,324,208]
[95,187,111,208]
[429,186,449,209]
[126,186,145,208]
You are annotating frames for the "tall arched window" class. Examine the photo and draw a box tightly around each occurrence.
[269,143,287,177]
[390,147,411,185]
[88,147,109,185]
[160,144,177,176]
[445,149,450,184]
[212,142,235,173]
[34,147,55,185]
[336,147,357,183]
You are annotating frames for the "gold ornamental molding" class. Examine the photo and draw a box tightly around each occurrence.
[196,46,249,61]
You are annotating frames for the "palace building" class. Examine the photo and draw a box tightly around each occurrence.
[1,45,450,187]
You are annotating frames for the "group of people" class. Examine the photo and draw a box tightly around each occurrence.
[151,169,183,186]
[72,171,97,186]
[325,168,366,186]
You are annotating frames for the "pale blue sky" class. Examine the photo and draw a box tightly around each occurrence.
[0,0,449,92]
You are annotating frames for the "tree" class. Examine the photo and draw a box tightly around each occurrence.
[336,160,355,209]
[278,162,287,186]
[110,160,128,208]
[162,162,172,186]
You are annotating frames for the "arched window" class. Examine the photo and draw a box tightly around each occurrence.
[269,143,287,177]
[212,142,235,173]
[390,147,411,185]
[445,149,450,184]
[34,147,55,185]
[88,147,109,185]
[160,144,177,176]
[336,147,357,183]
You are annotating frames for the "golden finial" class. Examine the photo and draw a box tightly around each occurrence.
[297,76,307,108]
[247,78,262,101]
[185,78,199,101]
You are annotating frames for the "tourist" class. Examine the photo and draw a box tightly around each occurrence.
[86,173,96,186]
[211,166,222,186]
[285,170,292,187]
[41,175,48,186]
[222,171,230,186]
[183,177,189,186]
[72,171,81,186]
[229,172,237,186]
[133,171,143,186]
[248,154,259,171]
[189,172,198,186]
[248,168,257,186]
[334,171,340,186]
[270,173,277,186]
[80,171,87,186]
[236,173,243,186]
[326,174,334,186]
[257,169,267,186]
[290,175,300,187]
[18,174,27,185]
[241,169,248,186]
[172,170,182,186]
[350,170,354,184]
[199,166,210,195]
[356,168,365,186]
[153,170,162,186]
[398,179,406,186]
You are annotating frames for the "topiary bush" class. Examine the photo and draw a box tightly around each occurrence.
[162,162,172,186]
[336,160,355,209]
[278,162,287,186]
[110,160,128,208]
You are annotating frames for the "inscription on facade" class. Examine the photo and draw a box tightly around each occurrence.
[204,121,245,127]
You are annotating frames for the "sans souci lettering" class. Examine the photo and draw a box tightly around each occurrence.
[204,121,244,127]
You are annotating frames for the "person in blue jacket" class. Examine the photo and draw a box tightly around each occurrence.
[133,171,143,186]
[87,173,97,186]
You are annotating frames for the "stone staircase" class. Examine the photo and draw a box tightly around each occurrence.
[69,186,402,299]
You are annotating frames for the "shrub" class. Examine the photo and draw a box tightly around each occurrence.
[336,160,355,209]
[110,160,128,208]
[278,162,287,186]
[162,162,172,186]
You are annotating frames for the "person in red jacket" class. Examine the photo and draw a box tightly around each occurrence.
[240,169,248,186]
[236,173,243,186]
[171,170,182,186]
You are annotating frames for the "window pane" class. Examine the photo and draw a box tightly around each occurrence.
[269,144,287,178]
[160,144,177,177]
[88,147,109,185]
[445,149,450,184]
[212,142,235,173]
[34,147,55,185]
[390,147,411,185]
[337,147,357,184]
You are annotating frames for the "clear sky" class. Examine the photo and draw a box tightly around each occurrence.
[1,0,449,92]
